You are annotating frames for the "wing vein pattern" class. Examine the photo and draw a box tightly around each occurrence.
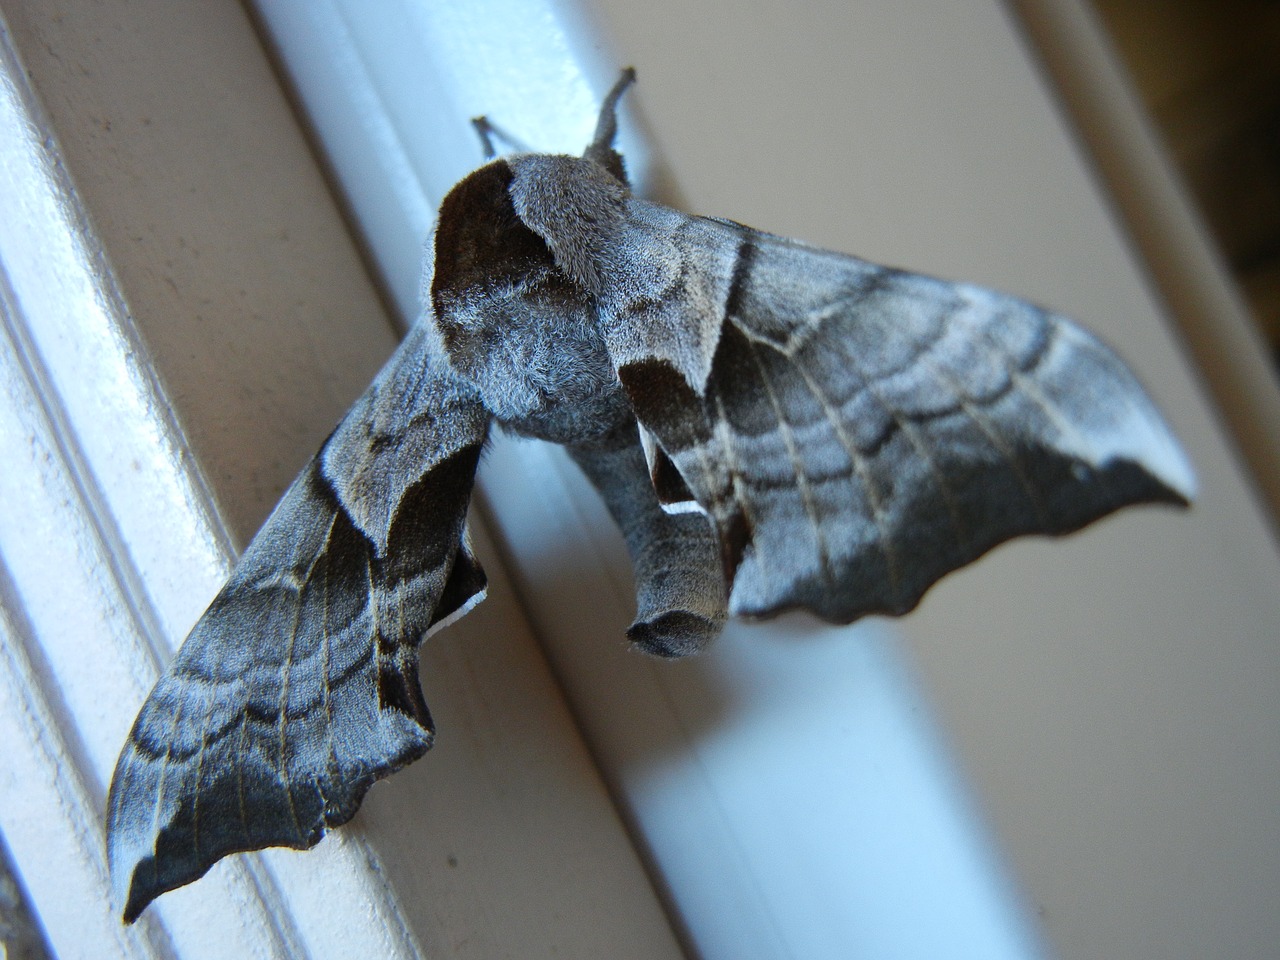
[603,208,1191,623]
[107,323,490,922]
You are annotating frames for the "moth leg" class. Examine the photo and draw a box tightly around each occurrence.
[569,420,727,658]
[468,116,530,159]
[471,116,499,159]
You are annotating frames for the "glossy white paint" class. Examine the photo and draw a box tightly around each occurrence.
[3,0,1279,958]
[0,1,681,957]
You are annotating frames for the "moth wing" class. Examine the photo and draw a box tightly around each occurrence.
[106,320,489,921]
[606,215,1194,622]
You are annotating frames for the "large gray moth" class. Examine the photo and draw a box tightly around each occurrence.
[107,68,1193,921]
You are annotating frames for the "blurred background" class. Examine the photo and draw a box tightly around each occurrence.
[1093,0,1280,367]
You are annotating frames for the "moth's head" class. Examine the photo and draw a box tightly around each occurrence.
[432,68,637,295]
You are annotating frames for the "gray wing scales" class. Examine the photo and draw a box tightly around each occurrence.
[606,215,1194,623]
[107,321,489,921]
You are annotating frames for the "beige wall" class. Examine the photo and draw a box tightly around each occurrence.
[563,1,1280,957]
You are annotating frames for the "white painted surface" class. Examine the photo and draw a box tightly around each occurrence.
[0,2,681,957]
[3,0,1279,959]
[0,23,336,955]
[483,439,1049,960]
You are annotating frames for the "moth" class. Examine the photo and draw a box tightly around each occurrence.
[107,68,1193,921]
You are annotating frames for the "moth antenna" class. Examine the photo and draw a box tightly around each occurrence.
[471,116,499,160]
[584,66,636,169]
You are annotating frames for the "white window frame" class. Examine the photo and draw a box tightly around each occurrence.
[2,0,1279,958]
[0,3,678,957]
